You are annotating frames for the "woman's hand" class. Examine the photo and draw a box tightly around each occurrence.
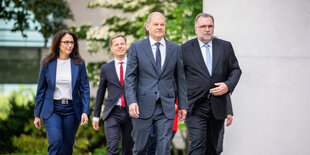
[80,113,88,125]
[34,117,42,129]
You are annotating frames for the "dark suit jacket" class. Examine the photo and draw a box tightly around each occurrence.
[181,38,241,119]
[125,37,187,119]
[34,59,90,120]
[93,60,128,121]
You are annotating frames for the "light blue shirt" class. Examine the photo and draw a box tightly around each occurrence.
[197,38,213,66]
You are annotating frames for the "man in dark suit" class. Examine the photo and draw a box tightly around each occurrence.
[181,13,242,155]
[125,12,187,155]
[92,35,134,155]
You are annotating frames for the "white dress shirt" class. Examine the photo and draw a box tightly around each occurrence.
[149,37,166,67]
[53,58,72,100]
[197,38,213,66]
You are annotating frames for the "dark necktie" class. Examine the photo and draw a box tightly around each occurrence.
[119,62,125,108]
[155,42,161,100]
[155,42,161,73]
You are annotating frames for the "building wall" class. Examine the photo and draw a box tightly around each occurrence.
[64,0,132,96]
[203,0,310,154]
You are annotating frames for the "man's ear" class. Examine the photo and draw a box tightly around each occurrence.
[146,23,149,31]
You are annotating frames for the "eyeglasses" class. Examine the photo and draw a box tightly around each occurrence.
[197,25,214,29]
[152,23,166,27]
[61,41,76,46]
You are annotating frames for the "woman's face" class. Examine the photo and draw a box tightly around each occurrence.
[59,34,75,57]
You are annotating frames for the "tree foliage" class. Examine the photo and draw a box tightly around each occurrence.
[0,87,36,153]
[86,0,202,49]
[0,0,74,46]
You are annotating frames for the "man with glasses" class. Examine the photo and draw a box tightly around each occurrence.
[181,13,242,155]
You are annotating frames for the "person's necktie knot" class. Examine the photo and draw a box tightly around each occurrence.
[155,42,161,47]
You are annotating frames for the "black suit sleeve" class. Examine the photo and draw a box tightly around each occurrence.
[93,66,107,118]
[226,94,233,115]
[175,45,188,110]
[224,42,242,93]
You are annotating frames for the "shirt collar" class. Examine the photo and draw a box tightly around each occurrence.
[114,57,127,64]
[197,38,212,48]
[149,36,165,46]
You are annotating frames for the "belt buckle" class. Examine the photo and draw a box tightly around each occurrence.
[61,99,69,104]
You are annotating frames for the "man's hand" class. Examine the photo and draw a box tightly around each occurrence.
[80,113,88,125]
[210,82,229,96]
[178,109,187,121]
[226,114,233,127]
[129,103,139,118]
[92,121,99,131]
[34,117,42,129]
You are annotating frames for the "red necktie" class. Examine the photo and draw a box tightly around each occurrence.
[120,62,125,108]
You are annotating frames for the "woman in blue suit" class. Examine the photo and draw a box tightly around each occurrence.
[33,30,90,155]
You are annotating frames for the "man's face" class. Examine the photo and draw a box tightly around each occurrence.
[146,13,166,41]
[195,16,214,44]
[110,37,127,58]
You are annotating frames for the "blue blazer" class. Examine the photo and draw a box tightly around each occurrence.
[34,59,90,120]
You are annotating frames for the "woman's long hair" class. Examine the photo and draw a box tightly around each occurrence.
[42,30,84,66]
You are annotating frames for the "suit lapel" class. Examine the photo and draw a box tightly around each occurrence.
[143,38,159,74]
[71,59,79,90]
[212,39,220,73]
[49,60,57,90]
[160,39,172,76]
[192,39,210,77]
[109,61,122,88]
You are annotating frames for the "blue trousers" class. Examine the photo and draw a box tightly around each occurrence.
[43,101,80,155]
[146,125,157,155]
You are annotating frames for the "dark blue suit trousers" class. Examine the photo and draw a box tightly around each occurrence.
[43,100,80,155]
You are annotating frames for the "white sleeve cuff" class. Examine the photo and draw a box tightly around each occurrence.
[93,117,100,121]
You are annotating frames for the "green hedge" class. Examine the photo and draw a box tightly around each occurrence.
[0,88,107,154]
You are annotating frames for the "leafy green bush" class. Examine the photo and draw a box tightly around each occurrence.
[0,87,108,154]
[0,88,35,153]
